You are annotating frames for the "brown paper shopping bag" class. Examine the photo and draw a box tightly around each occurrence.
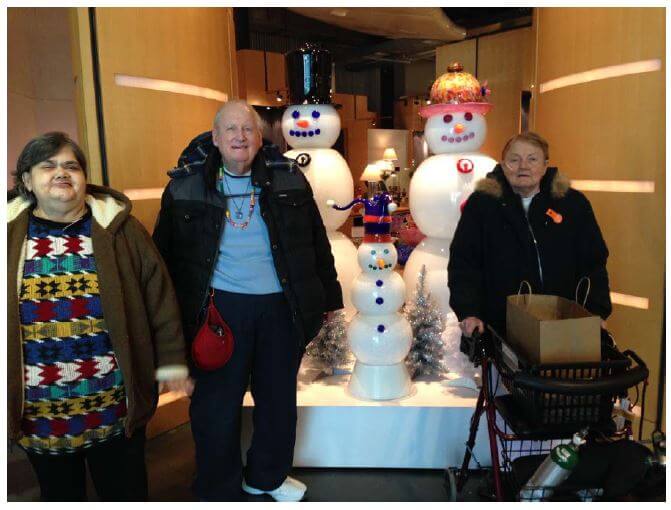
[505,279,601,365]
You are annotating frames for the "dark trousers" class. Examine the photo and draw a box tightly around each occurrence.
[25,428,147,502]
[190,290,303,501]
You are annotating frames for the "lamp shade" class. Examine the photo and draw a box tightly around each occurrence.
[382,147,398,161]
[360,163,382,182]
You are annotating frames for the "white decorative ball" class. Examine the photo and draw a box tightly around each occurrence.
[282,104,341,149]
[285,148,353,231]
[409,153,496,238]
[403,237,453,314]
[424,111,487,154]
[348,313,412,365]
[351,272,405,315]
[357,242,397,275]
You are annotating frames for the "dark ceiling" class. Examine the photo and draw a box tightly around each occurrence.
[441,7,532,29]
[235,7,533,69]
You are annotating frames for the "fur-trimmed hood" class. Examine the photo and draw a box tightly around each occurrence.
[7,184,132,233]
[474,164,570,200]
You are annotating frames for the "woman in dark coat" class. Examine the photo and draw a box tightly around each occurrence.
[448,132,611,337]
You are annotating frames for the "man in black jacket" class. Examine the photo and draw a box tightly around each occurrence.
[448,132,611,337]
[153,100,343,501]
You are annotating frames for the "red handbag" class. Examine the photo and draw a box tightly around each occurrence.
[191,289,234,371]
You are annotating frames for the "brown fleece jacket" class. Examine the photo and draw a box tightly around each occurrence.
[7,185,187,440]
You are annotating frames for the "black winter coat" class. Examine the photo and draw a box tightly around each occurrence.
[152,132,343,351]
[448,165,611,333]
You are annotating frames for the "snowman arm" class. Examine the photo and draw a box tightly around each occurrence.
[447,196,486,322]
[327,198,366,211]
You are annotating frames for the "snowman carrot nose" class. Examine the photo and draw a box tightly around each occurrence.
[454,123,465,134]
[297,120,309,128]
[376,258,386,269]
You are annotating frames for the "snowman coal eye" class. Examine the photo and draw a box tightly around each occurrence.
[312,110,320,119]
[464,112,473,121]
[292,110,300,119]
[371,250,376,255]
[384,249,389,254]
[443,114,453,123]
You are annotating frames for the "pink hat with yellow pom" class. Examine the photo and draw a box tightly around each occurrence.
[420,62,493,118]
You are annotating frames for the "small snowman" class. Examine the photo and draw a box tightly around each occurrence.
[283,44,359,320]
[404,62,497,314]
[328,193,412,401]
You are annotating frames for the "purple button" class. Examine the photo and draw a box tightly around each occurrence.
[377,324,385,333]
[376,280,383,287]
[376,297,384,305]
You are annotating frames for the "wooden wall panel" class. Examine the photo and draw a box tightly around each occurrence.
[93,7,238,230]
[8,8,79,185]
[534,7,665,435]
[237,49,268,105]
[435,39,476,78]
[477,28,534,160]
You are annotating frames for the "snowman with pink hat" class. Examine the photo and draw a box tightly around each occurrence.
[404,62,497,314]
[404,63,497,384]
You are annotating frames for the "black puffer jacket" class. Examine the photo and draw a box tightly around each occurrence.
[153,132,343,351]
[448,164,611,333]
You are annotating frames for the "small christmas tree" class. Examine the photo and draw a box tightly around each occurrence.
[405,265,447,378]
[306,309,351,370]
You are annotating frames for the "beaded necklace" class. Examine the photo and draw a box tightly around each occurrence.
[218,165,256,230]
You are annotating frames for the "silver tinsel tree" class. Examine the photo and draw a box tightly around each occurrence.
[306,309,350,369]
[404,265,447,378]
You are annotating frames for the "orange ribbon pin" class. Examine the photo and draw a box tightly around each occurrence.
[546,208,563,224]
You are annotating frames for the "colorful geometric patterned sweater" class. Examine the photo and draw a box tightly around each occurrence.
[18,210,127,454]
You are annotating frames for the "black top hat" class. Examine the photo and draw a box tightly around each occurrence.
[285,43,333,105]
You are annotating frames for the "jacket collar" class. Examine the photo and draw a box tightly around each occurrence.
[172,130,281,191]
[7,184,131,233]
[474,164,570,200]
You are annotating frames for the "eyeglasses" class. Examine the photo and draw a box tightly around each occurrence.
[504,155,546,169]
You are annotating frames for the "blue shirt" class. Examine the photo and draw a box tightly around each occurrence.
[210,168,283,294]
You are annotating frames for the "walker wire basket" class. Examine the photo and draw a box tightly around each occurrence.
[489,328,647,430]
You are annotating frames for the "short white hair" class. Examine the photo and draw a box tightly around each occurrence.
[213,99,263,133]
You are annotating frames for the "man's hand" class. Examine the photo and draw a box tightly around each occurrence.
[159,377,195,397]
[460,316,484,337]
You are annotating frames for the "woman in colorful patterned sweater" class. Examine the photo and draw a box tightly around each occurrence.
[7,132,193,501]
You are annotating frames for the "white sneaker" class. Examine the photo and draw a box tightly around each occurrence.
[242,476,307,502]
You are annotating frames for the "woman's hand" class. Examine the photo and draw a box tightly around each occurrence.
[159,377,195,397]
[460,316,485,337]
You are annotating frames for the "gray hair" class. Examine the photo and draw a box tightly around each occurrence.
[213,99,264,133]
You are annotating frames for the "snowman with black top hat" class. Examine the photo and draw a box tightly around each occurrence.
[282,43,359,321]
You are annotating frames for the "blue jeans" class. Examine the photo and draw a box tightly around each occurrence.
[189,290,303,501]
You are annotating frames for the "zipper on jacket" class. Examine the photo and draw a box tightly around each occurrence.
[199,210,227,313]
[525,217,544,287]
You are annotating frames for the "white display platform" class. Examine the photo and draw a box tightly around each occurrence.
[240,359,492,469]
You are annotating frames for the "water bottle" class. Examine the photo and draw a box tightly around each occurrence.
[613,397,633,439]
[519,429,588,501]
